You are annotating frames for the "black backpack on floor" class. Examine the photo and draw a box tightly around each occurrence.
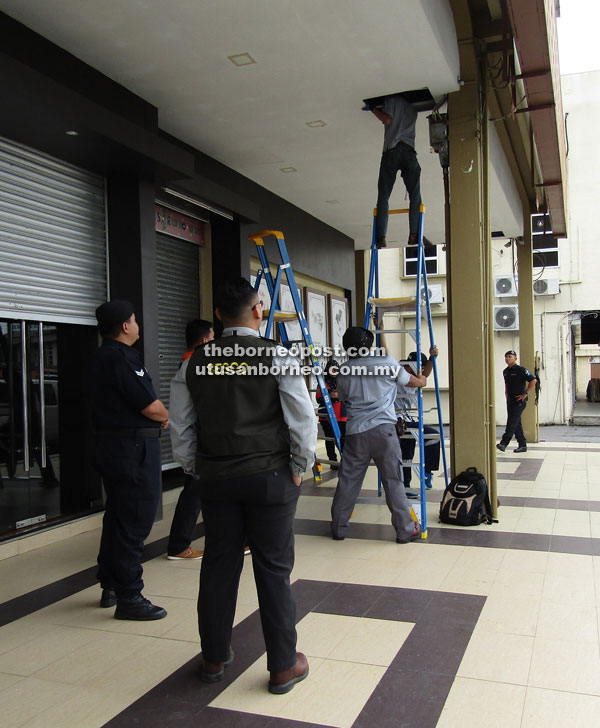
[439,467,494,526]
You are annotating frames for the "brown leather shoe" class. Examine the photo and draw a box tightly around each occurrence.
[199,648,234,683]
[268,652,309,694]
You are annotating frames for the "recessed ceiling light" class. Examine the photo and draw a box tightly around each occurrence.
[65,130,79,136]
[306,120,327,128]
[228,53,256,67]
[326,200,340,204]
[280,167,296,173]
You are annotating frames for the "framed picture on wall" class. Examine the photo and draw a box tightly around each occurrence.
[250,274,271,337]
[279,283,304,343]
[305,287,329,400]
[329,294,348,361]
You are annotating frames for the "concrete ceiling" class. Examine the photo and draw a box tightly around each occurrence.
[0,0,521,247]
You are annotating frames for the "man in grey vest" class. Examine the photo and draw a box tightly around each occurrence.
[170,278,316,695]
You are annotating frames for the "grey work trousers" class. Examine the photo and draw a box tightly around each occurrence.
[331,423,415,540]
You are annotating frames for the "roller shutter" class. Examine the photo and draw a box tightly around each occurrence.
[156,233,201,468]
[0,137,106,324]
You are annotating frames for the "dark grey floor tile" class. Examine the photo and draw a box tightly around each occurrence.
[426,528,480,546]
[364,586,434,622]
[556,499,590,512]
[425,592,486,630]
[312,582,383,617]
[293,579,340,616]
[525,497,559,509]
[390,623,474,675]
[509,532,551,551]
[353,668,454,728]
[550,535,595,556]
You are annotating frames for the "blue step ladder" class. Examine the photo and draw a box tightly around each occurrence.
[364,204,449,539]
[249,230,342,475]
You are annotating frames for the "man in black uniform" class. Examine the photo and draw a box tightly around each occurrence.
[88,300,169,620]
[497,349,537,454]
[170,279,316,694]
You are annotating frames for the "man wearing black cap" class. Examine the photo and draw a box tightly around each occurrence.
[87,300,169,620]
[497,350,536,454]
[330,326,426,542]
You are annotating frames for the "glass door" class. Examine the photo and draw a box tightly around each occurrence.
[0,320,62,534]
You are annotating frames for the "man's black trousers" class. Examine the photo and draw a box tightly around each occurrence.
[399,423,440,487]
[167,473,202,555]
[96,436,161,598]
[500,397,527,447]
[198,467,300,672]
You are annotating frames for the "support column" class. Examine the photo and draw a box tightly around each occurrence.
[517,211,539,443]
[448,40,498,513]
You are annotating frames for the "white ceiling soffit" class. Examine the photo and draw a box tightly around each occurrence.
[488,122,523,240]
[1,0,465,248]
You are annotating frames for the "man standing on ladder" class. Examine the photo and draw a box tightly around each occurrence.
[370,94,429,249]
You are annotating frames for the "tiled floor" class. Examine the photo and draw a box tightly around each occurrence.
[2,439,600,727]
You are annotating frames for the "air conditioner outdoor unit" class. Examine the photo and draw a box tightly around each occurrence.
[533,278,560,296]
[495,274,518,297]
[420,284,444,304]
[494,305,519,331]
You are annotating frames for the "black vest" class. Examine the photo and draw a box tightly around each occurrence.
[186,334,290,479]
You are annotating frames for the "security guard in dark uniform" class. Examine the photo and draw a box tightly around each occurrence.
[87,300,169,620]
[497,349,537,454]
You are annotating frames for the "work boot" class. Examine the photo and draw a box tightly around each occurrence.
[268,652,309,694]
[496,443,506,452]
[114,594,167,621]
[514,445,527,453]
[100,588,117,608]
[407,233,434,247]
[199,649,234,683]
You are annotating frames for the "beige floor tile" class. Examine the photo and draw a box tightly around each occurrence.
[33,631,149,685]
[545,551,594,575]
[522,686,600,727]
[295,612,359,659]
[490,570,545,600]
[0,676,82,728]
[499,549,549,574]
[209,652,318,716]
[536,601,599,643]
[457,630,533,684]
[0,673,24,691]
[280,658,386,728]
[528,637,600,694]
[439,565,497,596]
[0,618,58,656]
[90,637,198,695]
[23,685,136,728]
[0,626,98,677]
[477,593,540,636]
[329,617,414,666]
[212,652,385,728]
[541,571,596,607]
[513,519,554,535]
[436,677,526,728]
[0,541,19,561]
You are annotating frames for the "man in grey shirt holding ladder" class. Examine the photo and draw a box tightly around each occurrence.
[330,326,426,543]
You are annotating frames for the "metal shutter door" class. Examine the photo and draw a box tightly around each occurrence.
[156,233,201,468]
[0,137,106,324]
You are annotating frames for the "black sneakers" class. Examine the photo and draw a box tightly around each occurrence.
[100,588,117,608]
[114,594,167,621]
[376,236,387,249]
[514,446,527,453]
[496,443,506,452]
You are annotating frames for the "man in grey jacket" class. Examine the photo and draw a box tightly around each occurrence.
[170,278,316,695]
